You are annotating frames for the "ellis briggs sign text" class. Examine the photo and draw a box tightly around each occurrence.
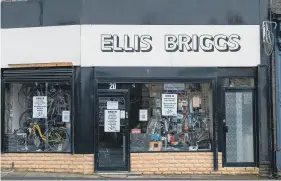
[82,25,259,67]
[101,34,241,53]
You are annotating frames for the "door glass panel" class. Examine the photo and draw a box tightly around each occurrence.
[97,93,128,171]
[98,128,126,168]
[225,92,254,163]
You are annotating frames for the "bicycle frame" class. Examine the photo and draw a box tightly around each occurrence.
[31,123,61,143]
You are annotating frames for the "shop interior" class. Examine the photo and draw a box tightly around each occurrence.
[3,82,72,152]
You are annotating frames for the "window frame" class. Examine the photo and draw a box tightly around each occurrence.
[1,69,75,154]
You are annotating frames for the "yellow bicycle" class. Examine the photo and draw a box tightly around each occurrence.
[14,121,70,152]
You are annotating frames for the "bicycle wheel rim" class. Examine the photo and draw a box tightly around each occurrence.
[19,111,33,129]
[47,127,70,152]
[18,86,33,110]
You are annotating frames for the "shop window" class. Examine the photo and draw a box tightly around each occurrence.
[224,78,255,87]
[99,82,213,152]
[3,82,72,152]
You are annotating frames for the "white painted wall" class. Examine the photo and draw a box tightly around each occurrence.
[1,25,81,68]
[1,25,261,68]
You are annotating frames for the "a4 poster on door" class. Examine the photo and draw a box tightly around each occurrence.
[104,109,121,132]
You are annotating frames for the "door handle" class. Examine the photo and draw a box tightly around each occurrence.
[223,125,228,133]
[222,119,228,133]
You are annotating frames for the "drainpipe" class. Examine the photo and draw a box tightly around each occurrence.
[272,25,277,178]
[267,32,274,178]
[275,21,281,177]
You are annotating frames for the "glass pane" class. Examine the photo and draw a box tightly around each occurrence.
[98,129,126,168]
[225,78,255,87]
[98,82,213,152]
[225,92,254,163]
[3,82,72,152]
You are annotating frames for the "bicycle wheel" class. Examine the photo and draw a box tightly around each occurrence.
[19,111,33,129]
[18,85,33,110]
[47,127,70,152]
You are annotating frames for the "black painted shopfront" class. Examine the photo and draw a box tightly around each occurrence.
[1,66,262,171]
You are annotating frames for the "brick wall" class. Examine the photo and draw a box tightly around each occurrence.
[1,152,259,175]
[1,153,94,174]
[131,152,259,175]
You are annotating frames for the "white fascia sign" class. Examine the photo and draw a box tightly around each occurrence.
[81,25,260,67]
[101,34,240,53]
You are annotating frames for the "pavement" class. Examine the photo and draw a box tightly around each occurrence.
[0,170,276,180]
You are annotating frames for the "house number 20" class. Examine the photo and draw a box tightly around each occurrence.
[109,83,116,89]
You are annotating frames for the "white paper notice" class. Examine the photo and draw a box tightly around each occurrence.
[104,110,120,132]
[120,110,125,119]
[33,96,47,118]
[139,109,148,121]
[62,111,70,122]
[162,94,177,116]
[107,101,118,109]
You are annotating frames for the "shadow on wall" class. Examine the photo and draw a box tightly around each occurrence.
[2,0,259,28]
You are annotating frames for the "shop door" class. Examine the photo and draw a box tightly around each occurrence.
[95,89,130,172]
[222,89,256,167]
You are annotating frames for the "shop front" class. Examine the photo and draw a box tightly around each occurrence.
[84,25,261,174]
[92,69,257,174]
[0,25,265,175]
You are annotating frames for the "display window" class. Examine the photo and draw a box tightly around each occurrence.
[98,82,213,152]
[3,82,72,152]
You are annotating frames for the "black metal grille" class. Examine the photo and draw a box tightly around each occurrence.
[2,67,74,82]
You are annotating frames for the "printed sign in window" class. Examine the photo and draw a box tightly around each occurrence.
[162,94,177,116]
[107,101,118,109]
[104,110,120,132]
[139,109,148,121]
[62,111,70,122]
[33,96,47,118]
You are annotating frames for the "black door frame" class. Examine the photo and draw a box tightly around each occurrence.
[94,89,130,172]
[221,87,257,167]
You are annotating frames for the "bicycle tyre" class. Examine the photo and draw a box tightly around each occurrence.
[18,85,33,110]
[47,127,70,152]
[19,111,33,129]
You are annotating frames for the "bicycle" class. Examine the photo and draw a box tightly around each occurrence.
[14,120,70,152]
